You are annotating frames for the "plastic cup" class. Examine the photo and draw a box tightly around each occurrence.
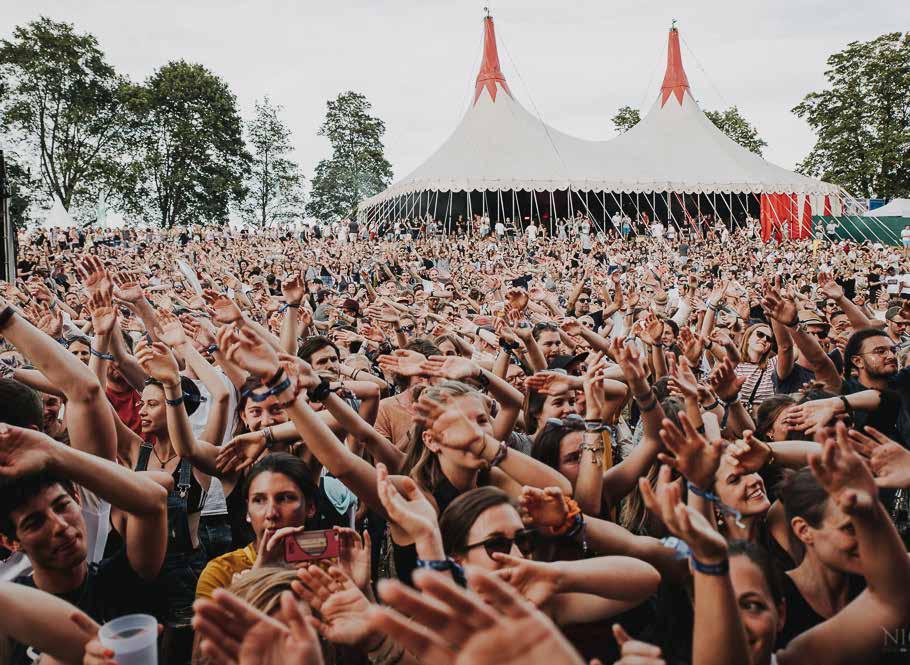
[98,614,158,665]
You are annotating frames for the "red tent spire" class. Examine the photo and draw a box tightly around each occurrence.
[660,25,691,107]
[474,14,512,104]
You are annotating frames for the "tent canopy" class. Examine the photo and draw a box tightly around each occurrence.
[869,198,910,217]
[360,16,838,215]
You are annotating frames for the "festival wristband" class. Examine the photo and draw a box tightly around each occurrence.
[90,348,115,361]
[415,558,467,587]
[166,394,185,407]
[690,556,729,576]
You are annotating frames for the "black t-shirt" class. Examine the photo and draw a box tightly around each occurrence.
[842,369,910,447]
[776,572,864,649]
[10,550,155,665]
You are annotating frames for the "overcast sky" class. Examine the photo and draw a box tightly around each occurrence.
[5,0,907,187]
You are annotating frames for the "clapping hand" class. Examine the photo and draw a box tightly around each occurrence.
[849,426,910,489]
[657,413,724,491]
[809,422,878,517]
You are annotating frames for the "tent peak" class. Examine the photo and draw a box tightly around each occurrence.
[474,14,512,105]
[659,25,691,107]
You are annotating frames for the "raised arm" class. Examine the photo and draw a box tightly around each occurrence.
[0,297,116,461]
[0,426,168,580]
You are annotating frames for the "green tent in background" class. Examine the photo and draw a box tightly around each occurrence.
[812,215,907,245]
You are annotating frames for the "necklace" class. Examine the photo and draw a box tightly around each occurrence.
[153,446,178,467]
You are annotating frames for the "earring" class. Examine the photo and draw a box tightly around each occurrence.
[246,515,252,523]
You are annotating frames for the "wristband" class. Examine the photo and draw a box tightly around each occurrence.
[551,497,582,536]
[205,343,218,354]
[0,306,14,330]
[686,481,745,528]
[249,377,293,403]
[838,395,852,418]
[90,348,115,361]
[56,337,69,347]
[702,398,720,411]
[166,394,185,407]
[584,419,612,433]
[499,337,520,351]
[415,558,467,587]
[264,367,286,388]
[690,556,729,576]
[488,440,508,467]
[277,303,301,313]
[473,369,490,389]
[307,378,334,402]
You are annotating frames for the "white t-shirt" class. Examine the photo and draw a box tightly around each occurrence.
[495,222,505,236]
[902,228,910,242]
[526,225,538,242]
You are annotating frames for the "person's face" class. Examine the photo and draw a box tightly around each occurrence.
[457,503,526,571]
[246,471,312,545]
[240,390,289,432]
[729,556,785,665]
[888,318,907,337]
[768,405,798,442]
[346,283,357,296]
[438,339,458,357]
[538,389,577,428]
[64,292,80,309]
[854,334,898,379]
[429,269,439,281]
[43,394,64,428]
[557,431,585,486]
[575,293,591,314]
[714,456,771,517]
[427,394,494,470]
[138,385,168,434]
[69,340,90,366]
[747,327,773,359]
[661,324,676,346]
[106,363,130,389]
[537,330,561,360]
[2,484,87,573]
[398,318,417,340]
[830,315,850,336]
[309,345,340,378]
[794,499,862,576]
[505,364,525,390]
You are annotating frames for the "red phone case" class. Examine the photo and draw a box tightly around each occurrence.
[284,529,340,563]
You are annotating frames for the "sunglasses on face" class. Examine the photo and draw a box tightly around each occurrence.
[754,330,772,342]
[399,324,416,333]
[464,527,539,558]
[577,297,590,303]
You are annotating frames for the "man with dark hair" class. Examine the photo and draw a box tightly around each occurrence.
[0,378,44,430]
[0,426,168,664]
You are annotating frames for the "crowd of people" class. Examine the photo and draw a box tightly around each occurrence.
[1,218,910,665]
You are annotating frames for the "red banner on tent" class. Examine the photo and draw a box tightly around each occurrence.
[760,193,805,242]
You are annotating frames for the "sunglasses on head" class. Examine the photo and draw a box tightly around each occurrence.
[464,527,539,558]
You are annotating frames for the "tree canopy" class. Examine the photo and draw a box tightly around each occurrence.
[794,32,910,199]
[306,91,392,222]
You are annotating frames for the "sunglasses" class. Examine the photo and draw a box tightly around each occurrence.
[464,527,539,558]
[399,324,416,333]
[577,297,590,303]
[754,330,772,341]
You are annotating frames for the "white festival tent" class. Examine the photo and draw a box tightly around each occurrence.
[359,15,875,241]
[41,198,78,230]
[869,198,910,217]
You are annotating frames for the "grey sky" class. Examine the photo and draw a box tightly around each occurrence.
[5,0,907,189]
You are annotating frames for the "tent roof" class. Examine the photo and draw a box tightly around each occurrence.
[41,199,77,230]
[869,198,910,217]
[361,18,838,210]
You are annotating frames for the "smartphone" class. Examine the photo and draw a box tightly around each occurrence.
[284,529,340,564]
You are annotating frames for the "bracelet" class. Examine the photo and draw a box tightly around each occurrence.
[415,558,467,587]
[638,395,659,413]
[499,337,520,351]
[90,348,115,361]
[205,343,218,354]
[307,378,334,402]
[475,326,482,337]
[352,369,362,381]
[580,443,605,464]
[690,556,730,576]
[838,395,852,418]
[264,367,285,388]
[473,369,490,389]
[488,439,508,467]
[686,481,745,528]
[56,337,69,346]
[719,395,740,408]
[277,303,302,313]
[250,377,293,403]
[166,394,185,407]
[0,305,15,330]
[49,298,59,309]
[706,302,718,312]
[702,398,721,411]
[584,419,612,433]
[551,497,582,536]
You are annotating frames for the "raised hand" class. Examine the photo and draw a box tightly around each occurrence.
[204,289,244,324]
[559,317,583,337]
[640,465,728,565]
[33,301,63,339]
[334,527,372,593]
[76,255,112,297]
[817,271,844,300]
[377,349,427,378]
[666,355,699,399]
[216,430,269,474]
[377,462,441,544]
[613,624,665,665]
[505,287,529,313]
[135,338,180,387]
[709,328,740,363]
[112,271,145,304]
[418,355,480,381]
[87,288,118,336]
[706,356,745,402]
[657,413,723,490]
[524,371,575,396]
[491,552,560,607]
[786,397,840,435]
[635,313,664,345]
[0,424,58,478]
[156,310,188,348]
[725,430,773,474]
[760,281,798,325]
[518,486,569,531]
[293,565,374,648]
[611,337,648,390]
[220,325,280,379]
[808,422,878,517]
[413,392,486,454]
[849,426,910,489]
[281,273,306,305]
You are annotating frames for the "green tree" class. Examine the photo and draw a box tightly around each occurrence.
[611,105,641,133]
[122,61,249,227]
[794,32,910,198]
[2,152,44,228]
[307,91,392,222]
[0,17,131,213]
[704,106,767,156]
[238,97,304,228]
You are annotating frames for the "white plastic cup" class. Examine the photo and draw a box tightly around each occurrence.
[98,614,158,665]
